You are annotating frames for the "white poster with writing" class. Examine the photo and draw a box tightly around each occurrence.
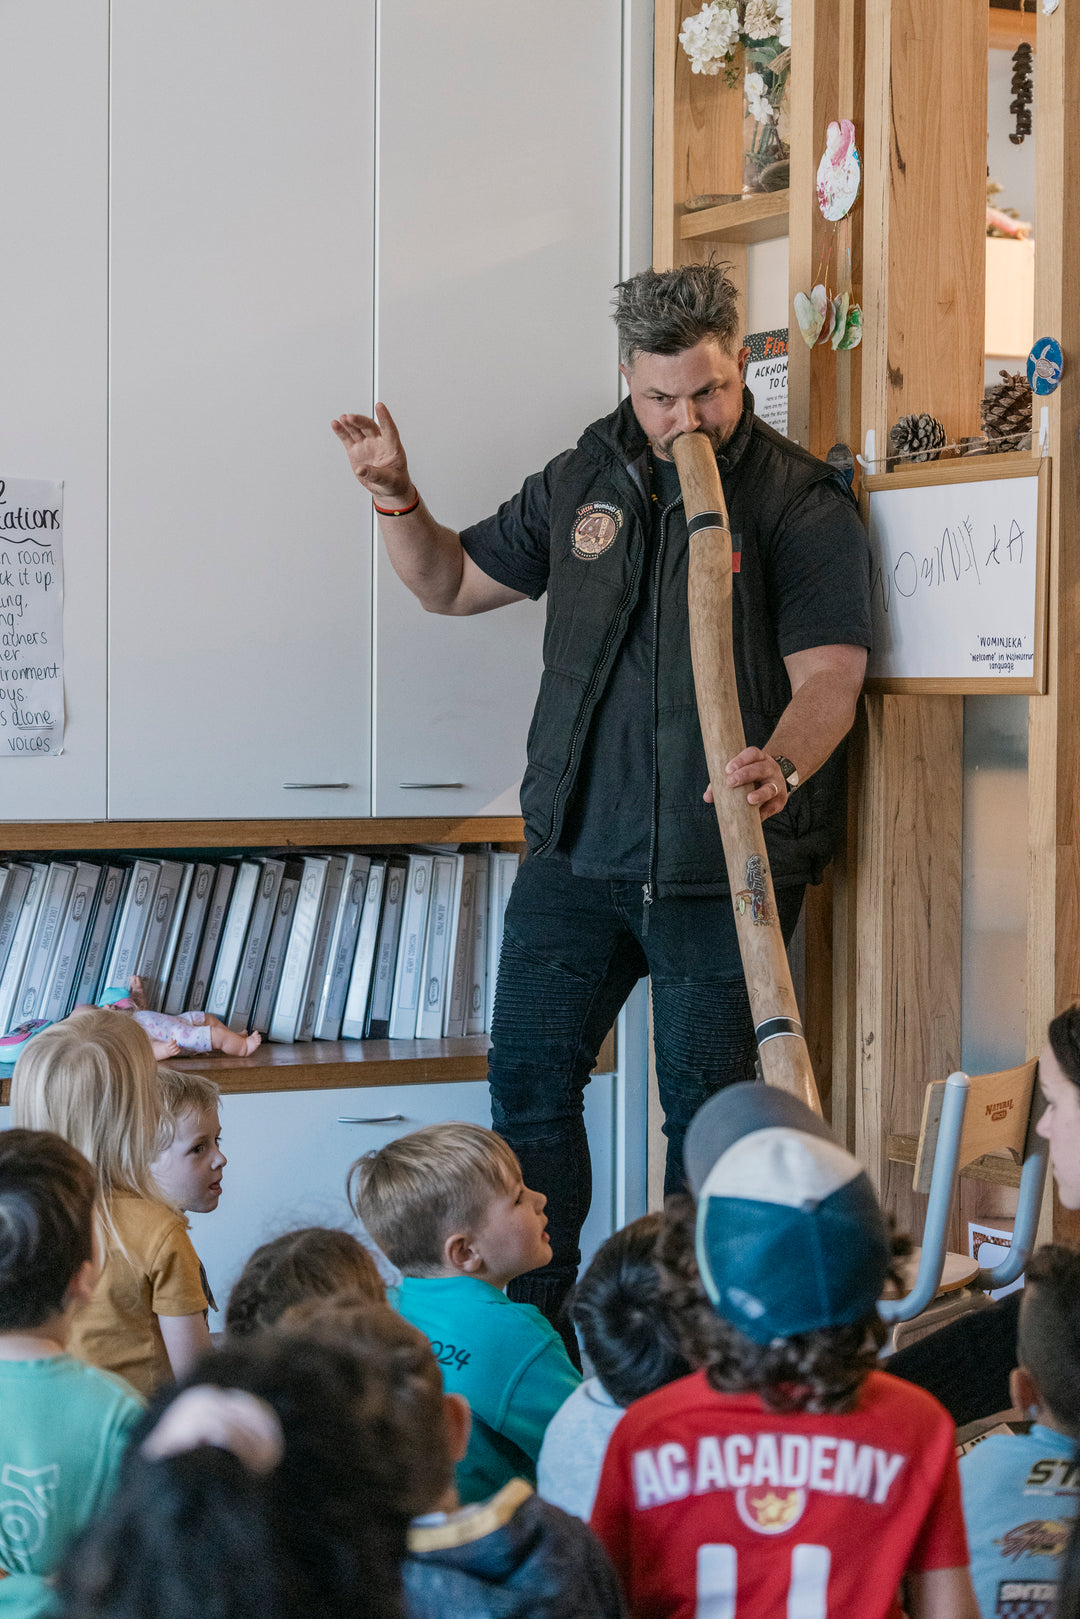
[0,478,64,755]
[863,459,1047,691]
[744,328,788,435]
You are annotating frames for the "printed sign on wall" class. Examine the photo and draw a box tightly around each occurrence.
[744,328,789,436]
[0,478,64,755]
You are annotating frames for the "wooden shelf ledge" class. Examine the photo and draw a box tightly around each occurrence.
[886,1133,1023,1188]
[680,190,789,245]
[172,1036,494,1094]
[0,1037,494,1104]
[0,816,525,853]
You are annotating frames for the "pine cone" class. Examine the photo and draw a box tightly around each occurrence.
[981,370,1032,447]
[888,413,946,465]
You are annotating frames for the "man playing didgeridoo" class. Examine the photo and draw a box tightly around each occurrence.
[333,263,871,1345]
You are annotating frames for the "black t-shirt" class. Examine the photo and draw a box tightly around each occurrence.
[461,436,870,883]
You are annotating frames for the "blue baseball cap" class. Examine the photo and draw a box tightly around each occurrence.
[684,1083,891,1345]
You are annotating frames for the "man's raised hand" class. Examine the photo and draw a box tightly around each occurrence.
[330,402,413,505]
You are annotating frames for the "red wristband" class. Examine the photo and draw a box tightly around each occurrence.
[372,489,420,517]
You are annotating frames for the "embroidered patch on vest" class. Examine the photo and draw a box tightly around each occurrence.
[570,502,623,561]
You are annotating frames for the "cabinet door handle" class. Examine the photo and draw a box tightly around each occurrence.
[398,782,463,789]
[337,1114,408,1125]
[283,782,351,790]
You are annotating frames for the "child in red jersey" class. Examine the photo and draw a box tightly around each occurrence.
[591,1083,978,1619]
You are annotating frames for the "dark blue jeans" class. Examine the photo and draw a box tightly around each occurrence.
[489,856,804,1325]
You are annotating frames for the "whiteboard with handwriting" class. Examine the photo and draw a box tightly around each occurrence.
[862,456,1049,693]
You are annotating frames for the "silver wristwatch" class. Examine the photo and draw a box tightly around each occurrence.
[773,754,800,791]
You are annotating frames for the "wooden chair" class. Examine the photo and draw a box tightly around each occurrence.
[878,1060,1048,1344]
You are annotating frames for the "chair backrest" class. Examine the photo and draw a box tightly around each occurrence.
[879,1059,1048,1325]
[912,1059,1037,1195]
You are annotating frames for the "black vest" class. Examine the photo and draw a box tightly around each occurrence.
[520,393,860,896]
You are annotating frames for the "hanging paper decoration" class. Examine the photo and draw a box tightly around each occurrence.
[793,119,863,350]
[815,118,861,221]
[1009,43,1033,146]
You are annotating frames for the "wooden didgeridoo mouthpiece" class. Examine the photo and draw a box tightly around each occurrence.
[672,429,822,1116]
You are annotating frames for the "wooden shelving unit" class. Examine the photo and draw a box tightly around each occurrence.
[0,816,529,1100]
[170,1035,494,1096]
[0,817,525,854]
[680,191,789,246]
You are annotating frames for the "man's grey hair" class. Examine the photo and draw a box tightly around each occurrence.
[613,263,741,366]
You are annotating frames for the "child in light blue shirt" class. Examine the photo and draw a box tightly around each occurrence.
[350,1122,580,1503]
[537,1210,692,1520]
[0,1129,143,1619]
[960,1245,1080,1619]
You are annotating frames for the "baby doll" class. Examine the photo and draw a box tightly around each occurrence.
[97,978,262,1059]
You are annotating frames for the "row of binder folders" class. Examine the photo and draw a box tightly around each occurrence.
[0,846,522,1046]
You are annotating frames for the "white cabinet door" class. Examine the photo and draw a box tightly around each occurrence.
[107,2,376,820]
[189,1074,618,1326]
[191,1080,494,1319]
[373,0,623,818]
[0,0,108,820]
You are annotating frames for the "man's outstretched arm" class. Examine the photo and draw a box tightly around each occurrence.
[332,403,526,616]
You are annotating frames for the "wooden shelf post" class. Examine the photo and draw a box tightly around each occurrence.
[851,0,987,1237]
[1029,1,1080,1243]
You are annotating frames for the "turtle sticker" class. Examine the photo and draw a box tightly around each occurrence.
[571,502,623,561]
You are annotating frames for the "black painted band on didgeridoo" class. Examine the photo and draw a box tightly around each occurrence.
[686,510,730,539]
[754,1016,805,1046]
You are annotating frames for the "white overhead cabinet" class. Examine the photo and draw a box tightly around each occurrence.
[0,0,109,820]
[4,1,627,822]
[107,2,376,820]
[372,0,623,817]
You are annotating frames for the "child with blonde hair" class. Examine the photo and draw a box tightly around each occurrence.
[11,1010,211,1396]
[150,1068,227,1316]
[350,1122,580,1504]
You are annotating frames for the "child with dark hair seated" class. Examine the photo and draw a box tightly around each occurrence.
[223,1225,386,1338]
[538,1212,693,1519]
[56,1331,412,1619]
[287,1294,625,1619]
[591,1084,978,1619]
[960,1244,1080,1618]
[0,1129,143,1617]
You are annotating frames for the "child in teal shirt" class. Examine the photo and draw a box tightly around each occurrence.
[960,1246,1080,1619]
[350,1122,581,1503]
[0,1129,143,1618]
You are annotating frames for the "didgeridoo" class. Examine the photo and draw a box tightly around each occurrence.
[673,430,822,1116]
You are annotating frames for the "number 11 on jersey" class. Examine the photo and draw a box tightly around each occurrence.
[697,1544,832,1619]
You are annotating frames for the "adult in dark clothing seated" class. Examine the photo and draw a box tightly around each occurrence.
[332,264,871,1332]
[891,1004,1080,1424]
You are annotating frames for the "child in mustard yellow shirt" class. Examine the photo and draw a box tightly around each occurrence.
[11,1010,209,1396]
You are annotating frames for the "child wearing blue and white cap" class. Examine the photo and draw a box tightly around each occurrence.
[591,1082,978,1619]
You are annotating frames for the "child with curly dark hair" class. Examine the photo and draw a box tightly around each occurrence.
[223,1226,386,1338]
[591,1083,978,1619]
[56,1331,411,1619]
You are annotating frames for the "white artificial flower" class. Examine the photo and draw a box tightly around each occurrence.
[744,69,775,123]
[775,0,792,47]
[678,2,740,74]
[743,0,779,41]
